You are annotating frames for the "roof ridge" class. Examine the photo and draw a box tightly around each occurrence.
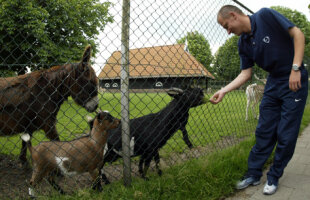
[112,44,184,52]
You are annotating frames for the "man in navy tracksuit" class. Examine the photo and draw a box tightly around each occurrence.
[210,5,308,195]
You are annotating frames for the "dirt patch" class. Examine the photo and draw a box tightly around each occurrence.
[0,135,247,199]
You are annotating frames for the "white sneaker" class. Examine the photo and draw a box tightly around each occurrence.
[236,176,261,190]
[263,181,278,195]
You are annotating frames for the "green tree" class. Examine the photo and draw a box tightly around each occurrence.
[307,4,310,70]
[271,6,310,69]
[212,36,240,81]
[177,31,213,71]
[0,0,113,74]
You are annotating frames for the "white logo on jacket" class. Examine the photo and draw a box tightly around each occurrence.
[263,36,270,43]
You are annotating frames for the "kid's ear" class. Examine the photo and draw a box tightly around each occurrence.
[97,112,104,123]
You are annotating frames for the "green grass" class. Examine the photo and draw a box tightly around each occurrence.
[300,92,310,132]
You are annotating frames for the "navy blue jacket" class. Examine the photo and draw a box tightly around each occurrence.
[238,8,300,78]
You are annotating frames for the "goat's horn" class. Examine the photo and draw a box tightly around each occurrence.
[254,74,260,80]
[169,87,184,93]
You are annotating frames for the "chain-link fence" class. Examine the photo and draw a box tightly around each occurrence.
[0,0,309,198]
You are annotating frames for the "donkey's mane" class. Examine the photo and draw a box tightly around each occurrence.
[0,64,77,106]
[42,64,77,86]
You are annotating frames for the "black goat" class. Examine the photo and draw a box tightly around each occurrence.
[90,87,207,183]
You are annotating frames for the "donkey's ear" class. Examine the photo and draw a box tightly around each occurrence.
[81,45,92,67]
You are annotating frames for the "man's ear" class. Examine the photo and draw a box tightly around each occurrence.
[230,11,238,20]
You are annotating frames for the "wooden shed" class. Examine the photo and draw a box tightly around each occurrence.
[98,44,214,91]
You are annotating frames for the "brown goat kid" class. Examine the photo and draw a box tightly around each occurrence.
[21,111,120,197]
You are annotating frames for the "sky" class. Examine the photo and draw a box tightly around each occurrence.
[238,0,310,20]
[93,0,310,75]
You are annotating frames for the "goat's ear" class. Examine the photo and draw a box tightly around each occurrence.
[97,112,104,122]
[81,45,92,67]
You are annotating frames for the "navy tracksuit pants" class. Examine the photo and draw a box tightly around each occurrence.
[247,68,308,184]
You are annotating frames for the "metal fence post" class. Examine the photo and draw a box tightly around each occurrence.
[120,0,131,186]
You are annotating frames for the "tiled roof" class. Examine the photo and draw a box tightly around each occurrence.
[98,44,214,79]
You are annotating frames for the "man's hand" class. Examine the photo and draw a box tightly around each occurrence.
[209,90,226,104]
[289,70,301,92]
[209,68,252,104]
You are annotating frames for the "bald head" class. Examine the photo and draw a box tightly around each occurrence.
[217,5,245,20]
[217,5,251,36]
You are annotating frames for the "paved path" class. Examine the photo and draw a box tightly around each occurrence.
[226,124,310,200]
